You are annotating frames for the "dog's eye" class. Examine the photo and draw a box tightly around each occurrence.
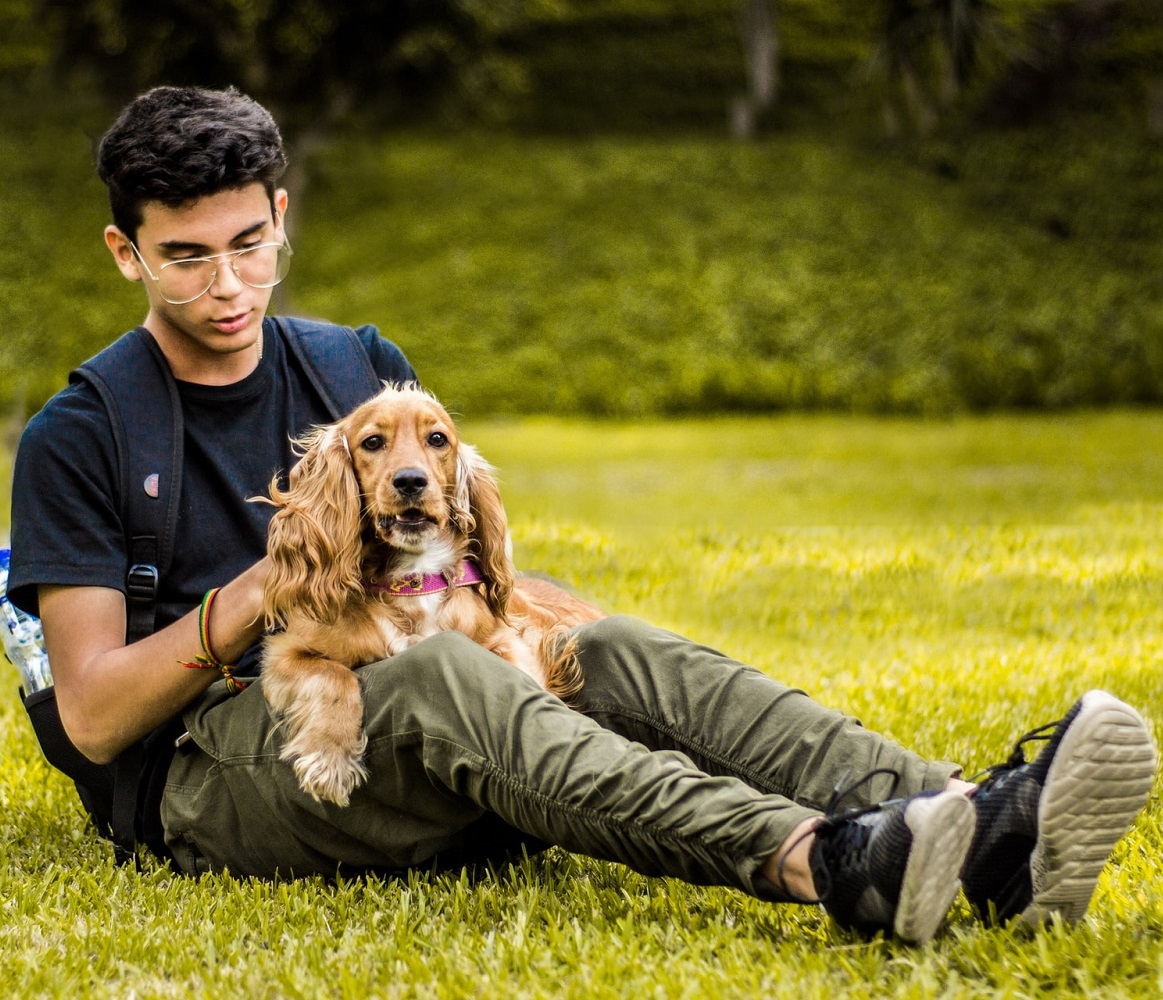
[427,432,449,449]
[361,435,384,452]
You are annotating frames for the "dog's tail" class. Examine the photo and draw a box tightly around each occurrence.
[538,624,585,707]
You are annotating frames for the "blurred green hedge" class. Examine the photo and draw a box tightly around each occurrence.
[2,110,1160,419]
[1,0,1160,419]
[291,130,1162,418]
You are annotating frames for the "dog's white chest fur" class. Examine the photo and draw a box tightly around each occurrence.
[394,539,457,577]
[379,593,445,655]
[376,541,461,654]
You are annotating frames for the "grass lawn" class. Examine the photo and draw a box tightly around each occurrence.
[2,410,1162,997]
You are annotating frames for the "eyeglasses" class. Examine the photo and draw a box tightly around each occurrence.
[129,239,294,305]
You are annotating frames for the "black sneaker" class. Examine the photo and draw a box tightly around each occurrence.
[962,690,1157,927]
[807,775,974,945]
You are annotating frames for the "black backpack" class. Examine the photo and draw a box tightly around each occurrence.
[19,317,389,865]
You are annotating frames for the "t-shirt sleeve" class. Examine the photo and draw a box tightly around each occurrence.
[353,324,419,386]
[8,382,127,617]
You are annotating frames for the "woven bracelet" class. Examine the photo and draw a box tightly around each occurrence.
[179,587,248,693]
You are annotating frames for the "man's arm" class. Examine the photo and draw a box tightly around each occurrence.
[39,558,270,765]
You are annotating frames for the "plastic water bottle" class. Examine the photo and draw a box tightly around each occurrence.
[0,549,52,693]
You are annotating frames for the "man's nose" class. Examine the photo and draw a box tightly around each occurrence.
[209,258,245,297]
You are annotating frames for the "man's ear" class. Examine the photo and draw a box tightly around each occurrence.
[273,188,289,236]
[104,226,142,283]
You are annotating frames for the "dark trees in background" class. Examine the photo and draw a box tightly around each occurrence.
[12,0,1160,139]
[978,0,1152,128]
[871,0,1163,135]
[872,0,1005,135]
[34,0,532,224]
[37,0,530,127]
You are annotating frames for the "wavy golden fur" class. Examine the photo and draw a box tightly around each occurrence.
[259,383,604,806]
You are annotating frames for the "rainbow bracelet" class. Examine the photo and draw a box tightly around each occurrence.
[179,587,248,693]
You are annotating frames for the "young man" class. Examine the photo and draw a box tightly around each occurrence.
[9,86,1157,945]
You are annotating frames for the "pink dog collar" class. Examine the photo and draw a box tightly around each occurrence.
[365,560,484,597]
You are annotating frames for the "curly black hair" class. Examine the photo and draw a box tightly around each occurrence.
[97,86,287,241]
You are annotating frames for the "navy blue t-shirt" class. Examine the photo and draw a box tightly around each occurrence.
[9,318,416,669]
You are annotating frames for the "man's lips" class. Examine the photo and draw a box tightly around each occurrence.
[211,311,251,334]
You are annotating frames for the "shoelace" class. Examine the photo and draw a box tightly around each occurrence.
[775,766,903,904]
[968,716,1062,787]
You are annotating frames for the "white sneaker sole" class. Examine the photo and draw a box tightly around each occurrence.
[1022,690,1157,926]
[895,790,975,944]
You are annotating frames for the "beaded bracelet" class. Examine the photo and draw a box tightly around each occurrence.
[179,587,248,693]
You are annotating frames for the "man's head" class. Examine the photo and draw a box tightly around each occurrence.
[99,86,291,382]
[97,86,287,243]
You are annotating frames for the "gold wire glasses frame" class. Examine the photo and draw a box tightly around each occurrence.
[129,239,294,305]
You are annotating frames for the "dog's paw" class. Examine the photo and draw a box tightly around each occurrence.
[388,633,428,655]
[285,743,370,807]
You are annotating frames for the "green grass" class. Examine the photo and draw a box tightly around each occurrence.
[3,411,1162,998]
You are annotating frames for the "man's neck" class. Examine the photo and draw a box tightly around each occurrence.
[143,323,264,386]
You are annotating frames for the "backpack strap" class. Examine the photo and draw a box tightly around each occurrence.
[65,328,183,866]
[70,328,183,646]
[272,316,383,420]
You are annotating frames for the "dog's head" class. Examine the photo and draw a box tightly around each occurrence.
[262,384,514,624]
[343,384,461,554]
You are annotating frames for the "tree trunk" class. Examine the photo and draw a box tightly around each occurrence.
[731,0,779,139]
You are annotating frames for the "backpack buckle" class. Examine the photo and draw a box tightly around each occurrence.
[126,563,159,604]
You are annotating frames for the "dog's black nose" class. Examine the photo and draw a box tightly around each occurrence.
[393,468,428,497]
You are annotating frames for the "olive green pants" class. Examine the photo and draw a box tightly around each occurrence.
[161,615,958,899]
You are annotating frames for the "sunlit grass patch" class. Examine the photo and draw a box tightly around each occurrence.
[1,410,1161,997]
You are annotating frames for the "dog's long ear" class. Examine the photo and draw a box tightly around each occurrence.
[454,443,514,616]
[263,425,364,626]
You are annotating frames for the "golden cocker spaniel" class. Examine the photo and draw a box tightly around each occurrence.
[259,383,604,805]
